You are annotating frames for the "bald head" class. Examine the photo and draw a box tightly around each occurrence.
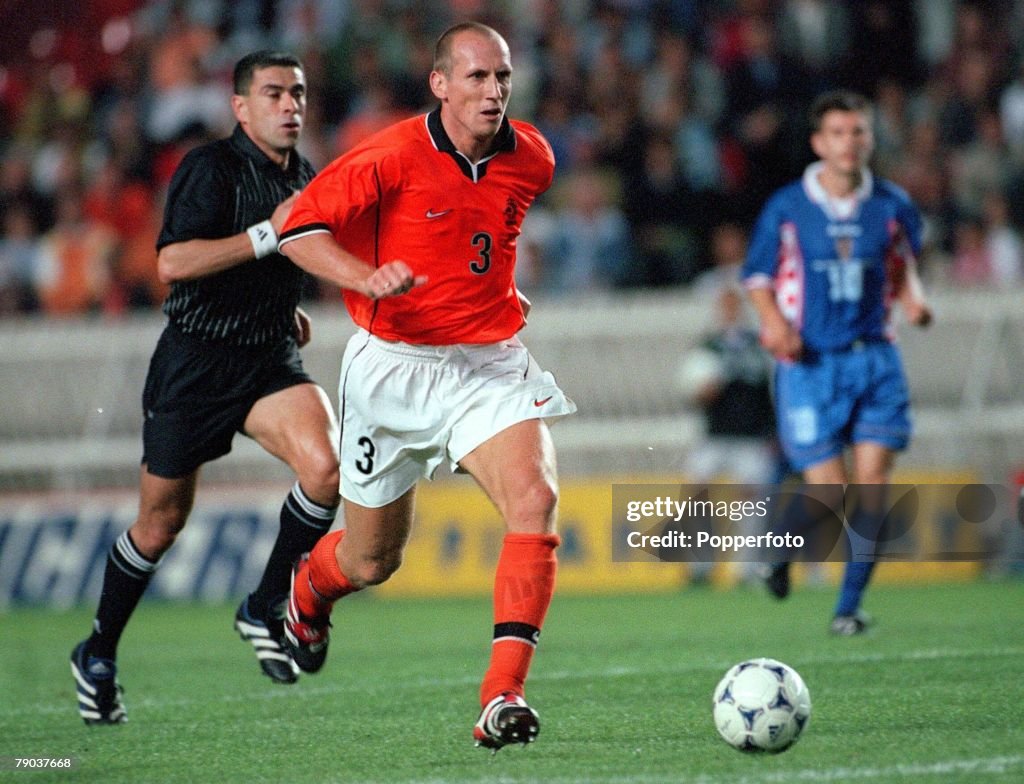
[433,22,507,77]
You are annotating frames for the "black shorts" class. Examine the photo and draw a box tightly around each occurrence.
[141,324,313,478]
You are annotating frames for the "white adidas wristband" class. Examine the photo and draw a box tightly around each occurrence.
[246,220,278,259]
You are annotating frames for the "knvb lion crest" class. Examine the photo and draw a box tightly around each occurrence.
[504,197,518,227]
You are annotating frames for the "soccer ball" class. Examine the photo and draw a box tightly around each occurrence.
[712,658,811,753]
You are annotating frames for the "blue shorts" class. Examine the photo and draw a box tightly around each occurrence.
[775,341,911,471]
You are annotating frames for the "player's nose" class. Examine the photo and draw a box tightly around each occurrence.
[483,74,503,99]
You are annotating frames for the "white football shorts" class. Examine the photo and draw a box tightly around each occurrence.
[338,329,576,508]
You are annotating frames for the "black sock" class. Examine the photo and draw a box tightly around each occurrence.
[247,481,337,620]
[87,531,159,660]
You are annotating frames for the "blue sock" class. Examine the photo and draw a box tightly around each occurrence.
[834,560,875,616]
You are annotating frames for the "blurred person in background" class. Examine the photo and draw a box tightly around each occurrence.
[0,201,40,314]
[743,90,932,635]
[949,214,987,285]
[693,220,749,294]
[545,166,633,292]
[623,132,702,287]
[83,157,165,310]
[981,190,1023,287]
[70,50,340,725]
[676,285,781,584]
[32,186,116,315]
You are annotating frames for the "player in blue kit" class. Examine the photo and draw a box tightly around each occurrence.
[742,90,932,635]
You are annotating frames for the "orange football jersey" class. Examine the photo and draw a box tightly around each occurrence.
[280,109,555,344]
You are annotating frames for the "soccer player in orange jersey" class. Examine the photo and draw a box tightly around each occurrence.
[277,22,575,751]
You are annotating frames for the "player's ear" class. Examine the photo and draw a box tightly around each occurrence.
[429,70,447,101]
[809,131,825,159]
[231,93,248,125]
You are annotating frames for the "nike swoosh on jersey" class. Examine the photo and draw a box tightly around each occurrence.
[533,396,554,407]
[425,208,453,219]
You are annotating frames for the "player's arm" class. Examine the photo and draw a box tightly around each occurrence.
[293,306,313,347]
[747,286,802,360]
[279,232,426,299]
[157,193,300,284]
[889,199,932,328]
[517,288,532,322]
[893,260,932,328]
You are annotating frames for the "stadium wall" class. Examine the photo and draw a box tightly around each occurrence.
[0,288,1022,491]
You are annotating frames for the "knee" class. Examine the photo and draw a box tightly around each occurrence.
[298,447,341,506]
[131,507,189,560]
[345,552,403,587]
[506,478,559,533]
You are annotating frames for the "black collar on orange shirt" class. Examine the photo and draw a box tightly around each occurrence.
[426,106,516,181]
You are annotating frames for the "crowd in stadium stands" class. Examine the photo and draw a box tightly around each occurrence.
[2,0,1024,318]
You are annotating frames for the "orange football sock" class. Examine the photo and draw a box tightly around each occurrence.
[479,532,560,706]
[294,529,358,618]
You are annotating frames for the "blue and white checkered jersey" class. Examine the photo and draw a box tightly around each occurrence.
[742,163,922,352]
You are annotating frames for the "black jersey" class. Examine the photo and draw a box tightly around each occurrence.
[157,125,316,346]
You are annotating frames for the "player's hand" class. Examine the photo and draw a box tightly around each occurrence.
[760,318,803,361]
[364,261,428,299]
[904,300,932,328]
[293,306,312,347]
[269,192,301,235]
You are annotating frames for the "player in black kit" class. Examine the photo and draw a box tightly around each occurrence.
[71,51,340,725]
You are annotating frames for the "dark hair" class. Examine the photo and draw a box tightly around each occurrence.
[433,22,504,76]
[233,50,303,96]
[809,90,871,133]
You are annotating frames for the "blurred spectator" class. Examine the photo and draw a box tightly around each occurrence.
[142,6,230,144]
[693,221,748,295]
[981,191,1024,287]
[544,167,632,294]
[950,214,993,287]
[721,12,814,221]
[640,30,724,129]
[622,133,702,287]
[950,108,1011,218]
[676,284,781,584]
[32,187,116,315]
[888,117,958,267]
[515,203,558,292]
[676,285,778,485]
[83,158,164,309]
[999,56,1024,162]
[937,46,999,149]
[144,56,232,144]
[777,0,851,82]
[841,0,921,94]
[333,77,412,155]
[0,146,52,233]
[872,78,912,178]
[2,0,1024,320]
[0,202,40,314]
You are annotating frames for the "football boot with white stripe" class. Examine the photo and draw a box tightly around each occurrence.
[283,554,331,673]
[830,610,874,636]
[473,693,540,751]
[234,597,300,684]
[70,641,126,725]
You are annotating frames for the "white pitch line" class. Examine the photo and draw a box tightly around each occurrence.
[4,645,1023,720]
[355,755,1024,784]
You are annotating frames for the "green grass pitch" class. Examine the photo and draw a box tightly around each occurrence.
[2,580,1022,783]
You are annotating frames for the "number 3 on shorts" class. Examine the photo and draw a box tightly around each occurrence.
[355,435,376,474]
